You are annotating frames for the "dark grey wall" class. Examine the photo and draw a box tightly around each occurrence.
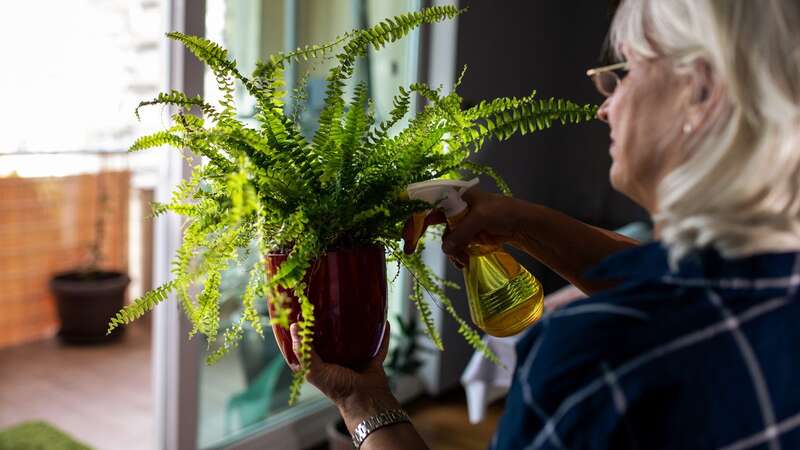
[432,0,649,392]
[452,0,648,295]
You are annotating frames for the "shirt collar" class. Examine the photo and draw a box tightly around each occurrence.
[585,241,669,282]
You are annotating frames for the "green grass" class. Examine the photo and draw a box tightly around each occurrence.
[0,421,93,450]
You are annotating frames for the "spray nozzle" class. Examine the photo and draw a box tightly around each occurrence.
[405,177,479,218]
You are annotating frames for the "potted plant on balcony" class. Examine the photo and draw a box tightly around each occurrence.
[107,5,597,402]
[50,170,130,343]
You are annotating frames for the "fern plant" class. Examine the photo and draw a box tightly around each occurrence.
[109,5,597,404]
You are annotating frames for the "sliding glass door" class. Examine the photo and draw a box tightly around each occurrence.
[155,1,442,449]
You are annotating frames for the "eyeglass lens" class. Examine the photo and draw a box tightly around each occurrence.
[593,72,619,97]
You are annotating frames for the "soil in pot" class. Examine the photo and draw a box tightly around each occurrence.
[49,270,130,344]
[266,245,388,369]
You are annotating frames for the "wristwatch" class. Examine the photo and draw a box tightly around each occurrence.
[351,408,410,448]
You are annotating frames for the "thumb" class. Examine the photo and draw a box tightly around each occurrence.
[369,321,392,370]
[290,322,324,374]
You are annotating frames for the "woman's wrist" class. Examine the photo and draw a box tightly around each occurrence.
[338,389,403,433]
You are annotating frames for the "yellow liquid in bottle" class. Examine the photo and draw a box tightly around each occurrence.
[463,244,544,337]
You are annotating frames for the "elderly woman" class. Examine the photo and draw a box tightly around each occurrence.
[289,0,800,448]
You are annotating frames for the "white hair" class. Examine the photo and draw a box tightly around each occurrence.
[610,0,800,267]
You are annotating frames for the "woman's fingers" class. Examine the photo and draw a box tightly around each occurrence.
[448,255,465,269]
[291,321,391,376]
[369,322,392,370]
[289,323,303,371]
[460,185,482,204]
[289,323,324,375]
[442,212,484,264]
[403,210,447,254]
[423,210,447,227]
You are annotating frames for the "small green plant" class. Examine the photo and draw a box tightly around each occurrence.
[108,5,597,403]
[385,314,428,377]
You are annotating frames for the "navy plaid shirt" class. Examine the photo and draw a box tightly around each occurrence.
[490,242,800,450]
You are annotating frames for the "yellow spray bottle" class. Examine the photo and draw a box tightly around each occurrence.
[405,178,544,337]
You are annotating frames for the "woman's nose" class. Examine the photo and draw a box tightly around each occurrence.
[597,97,611,123]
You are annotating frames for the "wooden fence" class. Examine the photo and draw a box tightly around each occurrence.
[0,172,130,348]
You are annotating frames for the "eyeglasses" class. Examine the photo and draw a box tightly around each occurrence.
[586,61,630,97]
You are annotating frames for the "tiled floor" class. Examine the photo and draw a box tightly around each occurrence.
[0,321,504,450]
[406,389,505,450]
[0,322,153,450]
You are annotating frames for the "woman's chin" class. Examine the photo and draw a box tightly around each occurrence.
[609,164,625,192]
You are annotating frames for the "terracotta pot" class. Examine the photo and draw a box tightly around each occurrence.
[266,245,388,369]
[49,270,130,344]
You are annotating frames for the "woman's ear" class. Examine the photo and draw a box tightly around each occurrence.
[690,59,715,104]
[686,58,721,128]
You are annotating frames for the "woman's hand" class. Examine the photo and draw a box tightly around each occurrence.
[289,322,401,430]
[406,186,641,295]
[402,187,522,267]
[290,322,431,449]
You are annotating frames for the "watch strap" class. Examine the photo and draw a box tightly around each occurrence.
[351,408,410,448]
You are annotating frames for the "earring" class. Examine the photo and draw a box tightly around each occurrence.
[683,123,693,134]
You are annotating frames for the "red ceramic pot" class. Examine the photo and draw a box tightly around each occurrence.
[266,245,388,369]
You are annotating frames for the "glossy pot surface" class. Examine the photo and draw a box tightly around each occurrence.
[266,245,387,368]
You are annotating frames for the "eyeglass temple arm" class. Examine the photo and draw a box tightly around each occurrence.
[586,61,628,76]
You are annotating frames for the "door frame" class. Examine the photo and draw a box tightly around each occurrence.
[152,1,461,449]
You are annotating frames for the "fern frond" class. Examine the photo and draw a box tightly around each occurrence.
[358,6,464,53]
[267,232,317,289]
[454,64,468,89]
[151,201,201,217]
[410,279,443,350]
[267,289,292,329]
[150,167,206,219]
[191,269,223,339]
[437,294,502,366]
[461,94,598,146]
[177,284,196,318]
[461,161,512,196]
[253,31,353,77]
[166,32,243,80]
[395,242,499,364]
[337,83,370,198]
[288,281,315,405]
[310,66,347,154]
[384,242,444,349]
[129,131,184,152]
[367,86,412,145]
[206,320,244,364]
[107,279,179,333]
[312,5,463,155]
[241,264,265,337]
[135,90,220,121]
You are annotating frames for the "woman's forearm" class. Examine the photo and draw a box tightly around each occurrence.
[338,391,430,450]
[508,200,640,294]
